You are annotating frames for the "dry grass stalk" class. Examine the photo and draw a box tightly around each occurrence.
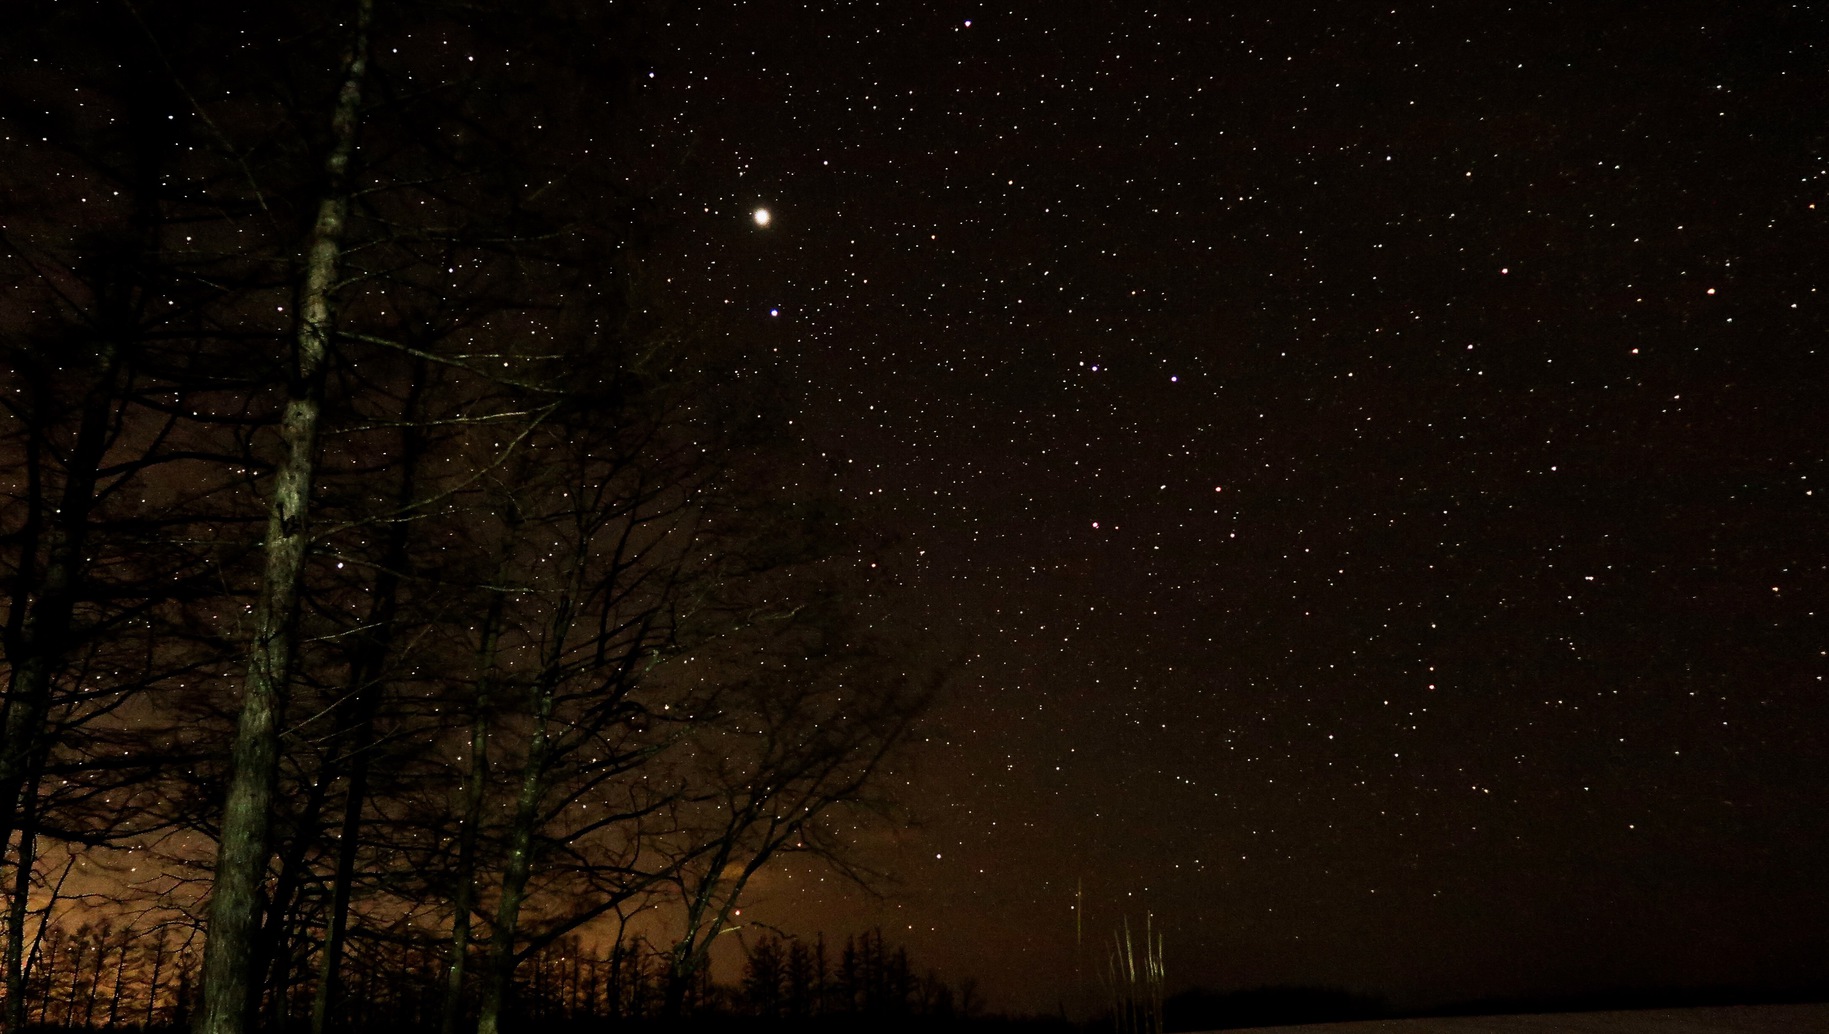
[1104,915,1164,1034]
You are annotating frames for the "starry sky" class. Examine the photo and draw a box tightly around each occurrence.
[633,1,1826,1015]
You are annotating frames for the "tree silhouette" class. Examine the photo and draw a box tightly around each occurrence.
[0,4,930,1033]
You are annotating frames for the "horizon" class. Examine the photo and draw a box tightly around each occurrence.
[1,0,1823,1028]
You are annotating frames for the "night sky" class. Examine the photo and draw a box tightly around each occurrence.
[632,2,1825,1016]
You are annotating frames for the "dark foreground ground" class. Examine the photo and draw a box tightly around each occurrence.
[1216,1003,1829,1033]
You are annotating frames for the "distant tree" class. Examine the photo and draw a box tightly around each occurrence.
[736,930,975,1024]
[658,604,932,1016]
[740,935,786,1017]
[784,935,824,1018]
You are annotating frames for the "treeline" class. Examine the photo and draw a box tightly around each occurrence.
[5,922,193,1031]
[0,925,990,1034]
[735,929,980,1021]
[0,3,927,1034]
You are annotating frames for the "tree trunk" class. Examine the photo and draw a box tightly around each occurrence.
[441,521,514,1034]
[144,935,167,1028]
[0,352,123,866]
[193,5,370,1034]
[474,695,554,1034]
[108,936,128,1027]
[303,365,426,1034]
[2,777,39,1032]
[305,685,377,1034]
[310,409,422,1034]
[0,36,182,899]
[83,936,106,1026]
[249,775,331,1029]
[439,642,498,1034]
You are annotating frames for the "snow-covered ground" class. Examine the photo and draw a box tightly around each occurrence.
[1219,1003,1829,1033]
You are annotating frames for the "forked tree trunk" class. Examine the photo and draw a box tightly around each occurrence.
[193,4,370,1034]
[249,777,332,1028]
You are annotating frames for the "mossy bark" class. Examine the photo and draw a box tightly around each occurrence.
[193,5,370,1034]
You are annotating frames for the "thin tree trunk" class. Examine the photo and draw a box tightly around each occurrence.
[475,693,555,1034]
[265,944,292,1034]
[24,858,72,1027]
[0,42,176,882]
[249,777,331,1030]
[31,929,56,1026]
[144,935,167,1028]
[305,685,379,1034]
[108,934,128,1027]
[0,353,123,865]
[172,955,192,1029]
[305,710,369,1032]
[440,543,512,1034]
[312,365,427,1034]
[65,940,88,1027]
[438,685,492,1034]
[1,779,37,1032]
[83,935,106,1027]
[475,515,590,1034]
[193,5,370,1034]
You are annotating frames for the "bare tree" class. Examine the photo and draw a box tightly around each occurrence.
[0,8,265,1021]
[462,341,738,1034]
[191,3,373,1031]
[3,2,933,1030]
[657,596,931,1016]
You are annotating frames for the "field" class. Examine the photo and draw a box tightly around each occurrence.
[1220,1003,1829,1034]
